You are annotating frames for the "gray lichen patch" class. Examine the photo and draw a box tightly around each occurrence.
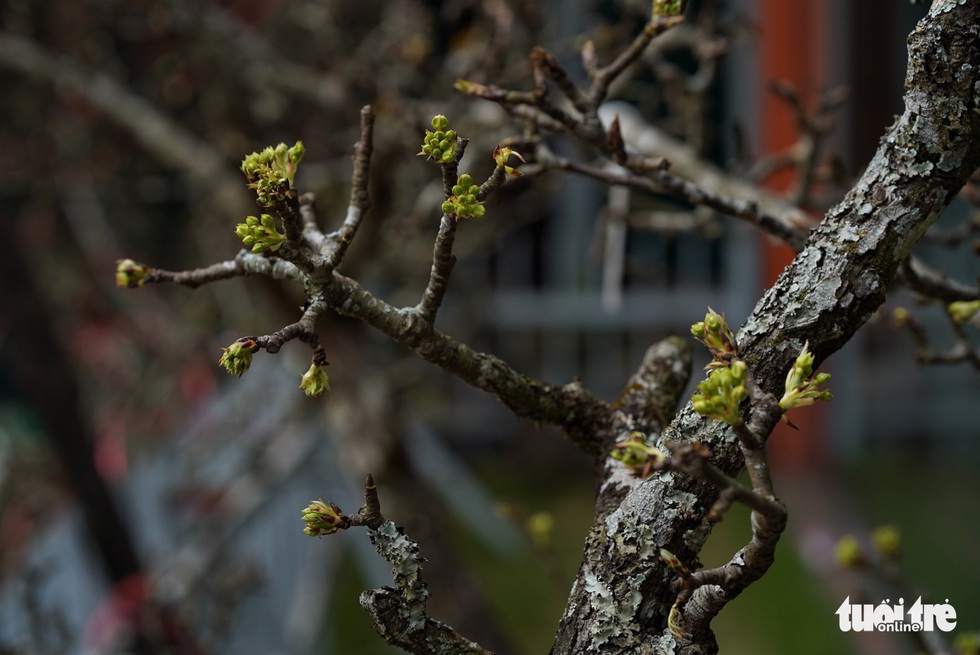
[583,566,648,649]
[370,521,429,629]
[930,0,968,17]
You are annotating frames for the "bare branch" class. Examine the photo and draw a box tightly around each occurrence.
[900,256,980,303]
[322,272,611,454]
[142,252,304,288]
[0,33,246,215]
[532,144,806,249]
[588,17,686,109]
[254,296,328,355]
[324,106,375,270]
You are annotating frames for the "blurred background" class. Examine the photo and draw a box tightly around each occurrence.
[0,0,977,653]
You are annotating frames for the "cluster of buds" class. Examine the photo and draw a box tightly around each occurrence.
[240,141,305,207]
[779,342,832,412]
[418,115,458,164]
[834,526,902,569]
[441,173,485,219]
[234,214,286,254]
[690,308,737,369]
[301,498,350,537]
[115,259,151,288]
[492,145,525,177]
[948,299,980,325]
[691,359,748,426]
[299,361,330,398]
[610,431,666,477]
[653,0,685,18]
[218,337,258,376]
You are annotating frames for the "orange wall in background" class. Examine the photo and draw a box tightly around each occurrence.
[759,1,828,469]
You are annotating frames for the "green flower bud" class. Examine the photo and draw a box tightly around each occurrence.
[240,141,303,201]
[948,299,980,325]
[301,498,349,537]
[667,599,687,640]
[871,525,902,561]
[299,362,330,398]
[526,512,554,549]
[492,145,526,176]
[653,0,684,19]
[218,338,257,376]
[234,214,286,253]
[779,342,833,411]
[691,308,737,366]
[442,173,486,220]
[692,361,748,426]
[610,431,666,476]
[431,115,449,131]
[834,535,866,569]
[115,259,151,288]
[418,115,459,164]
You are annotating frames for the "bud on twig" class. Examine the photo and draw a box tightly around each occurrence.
[442,174,485,220]
[301,498,350,537]
[779,342,832,412]
[299,361,330,397]
[115,259,151,288]
[418,115,459,164]
[691,360,748,426]
[218,338,258,376]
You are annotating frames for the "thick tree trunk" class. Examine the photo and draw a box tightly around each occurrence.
[551,4,980,653]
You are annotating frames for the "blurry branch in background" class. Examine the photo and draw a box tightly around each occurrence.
[455,8,811,251]
[892,304,980,370]
[834,527,979,655]
[165,1,348,111]
[0,33,247,218]
[757,81,851,208]
[890,170,980,370]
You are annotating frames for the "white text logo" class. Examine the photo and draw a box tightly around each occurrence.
[837,597,957,633]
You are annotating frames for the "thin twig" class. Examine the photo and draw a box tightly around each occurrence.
[533,145,806,249]
[325,105,375,271]
[900,256,980,303]
[254,297,327,354]
[416,140,467,324]
[143,252,305,288]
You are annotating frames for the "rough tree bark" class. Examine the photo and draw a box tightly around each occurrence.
[550,4,980,654]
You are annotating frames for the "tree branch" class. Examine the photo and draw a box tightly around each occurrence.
[550,5,980,652]
[324,105,375,271]
[322,272,611,454]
